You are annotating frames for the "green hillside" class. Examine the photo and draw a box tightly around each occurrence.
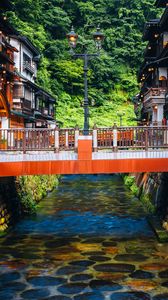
[8,0,160,127]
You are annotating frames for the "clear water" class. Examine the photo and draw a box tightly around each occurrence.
[0,174,167,300]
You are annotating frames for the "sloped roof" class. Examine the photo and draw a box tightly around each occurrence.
[155,0,168,8]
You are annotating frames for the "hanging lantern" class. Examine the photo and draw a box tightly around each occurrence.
[66,26,78,48]
[93,26,105,50]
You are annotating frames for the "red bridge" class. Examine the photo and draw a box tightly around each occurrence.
[0,125,168,176]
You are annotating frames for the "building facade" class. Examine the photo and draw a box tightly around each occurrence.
[0,1,56,129]
[137,0,168,125]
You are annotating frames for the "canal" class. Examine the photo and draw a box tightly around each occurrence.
[0,175,168,300]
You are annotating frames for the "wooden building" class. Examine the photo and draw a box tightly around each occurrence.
[0,2,56,129]
[137,0,168,125]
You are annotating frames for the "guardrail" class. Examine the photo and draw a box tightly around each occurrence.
[0,126,168,153]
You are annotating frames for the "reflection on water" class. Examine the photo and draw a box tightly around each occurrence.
[0,174,168,300]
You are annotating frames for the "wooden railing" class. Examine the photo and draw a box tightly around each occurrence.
[144,88,166,103]
[96,126,168,150]
[0,126,168,153]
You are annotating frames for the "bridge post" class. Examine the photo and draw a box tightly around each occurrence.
[113,123,118,152]
[54,127,59,153]
[75,126,79,152]
[23,130,26,154]
[145,128,148,151]
[65,130,69,149]
[93,124,98,152]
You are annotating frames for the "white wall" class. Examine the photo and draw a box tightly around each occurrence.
[10,37,38,82]
[1,117,9,129]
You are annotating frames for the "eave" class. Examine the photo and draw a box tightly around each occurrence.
[159,7,168,29]
[143,19,160,41]
[14,71,57,103]
[155,0,168,8]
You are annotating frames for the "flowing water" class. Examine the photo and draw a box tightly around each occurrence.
[0,174,168,300]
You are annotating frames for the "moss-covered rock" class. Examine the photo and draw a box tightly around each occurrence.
[123,174,155,213]
[16,175,60,214]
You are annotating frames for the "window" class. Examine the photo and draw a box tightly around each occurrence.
[13,84,24,98]
[23,52,31,65]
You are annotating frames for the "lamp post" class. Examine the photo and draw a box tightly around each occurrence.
[117,111,125,126]
[66,26,104,135]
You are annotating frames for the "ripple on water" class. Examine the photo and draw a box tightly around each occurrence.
[27,276,66,286]
[0,271,20,284]
[110,291,151,300]
[56,265,87,275]
[21,288,50,299]
[74,292,105,300]
[94,263,135,273]
[57,282,88,294]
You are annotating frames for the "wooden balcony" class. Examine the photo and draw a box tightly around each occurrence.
[12,99,32,115]
[23,62,35,74]
[143,88,166,107]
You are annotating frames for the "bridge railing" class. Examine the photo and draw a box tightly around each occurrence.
[0,126,168,152]
[96,126,168,150]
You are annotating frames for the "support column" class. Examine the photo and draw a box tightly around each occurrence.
[75,126,79,151]
[54,128,59,153]
[93,124,98,152]
[152,107,157,124]
[65,130,69,149]
[78,136,92,160]
[113,123,118,152]
[157,104,164,124]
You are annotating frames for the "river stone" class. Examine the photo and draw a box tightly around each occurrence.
[130,270,155,279]
[104,247,119,255]
[69,260,95,267]
[82,251,106,256]
[0,271,20,284]
[102,241,118,247]
[96,272,126,281]
[114,254,147,262]
[94,263,135,273]
[82,238,105,243]
[74,243,102,252]
[0,282,27,292]
[45,240,68,248]
[27,276,66,286]
[70,273,93,282]
[161,281,168,287]
[57,283,88,294]
[42,296,71,300]
[153,294,168,300]
[159,270,168,278]
[0,290,14,299]
[89,255,111,262]
[89,279,122,292]
[74,292,105,300]
[140,263,168,271]
[125,279,157,291]
[110,291,151,300]
[21,288,50,299]
[57,265,87,275]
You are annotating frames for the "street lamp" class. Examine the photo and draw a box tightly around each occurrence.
[66,26,104,135]
[117,111,125,126]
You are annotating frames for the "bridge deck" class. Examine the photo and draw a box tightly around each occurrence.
[0,150,168,162]
[0,149,168,177]
[1,126,168,176]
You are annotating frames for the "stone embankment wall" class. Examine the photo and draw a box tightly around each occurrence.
[124,173,168,219]
[0,177,20,234]
[0,175,59,234]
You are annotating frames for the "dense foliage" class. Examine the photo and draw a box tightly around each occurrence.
[8,0,160,127]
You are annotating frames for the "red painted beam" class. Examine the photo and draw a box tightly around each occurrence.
[0,158,168,177]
